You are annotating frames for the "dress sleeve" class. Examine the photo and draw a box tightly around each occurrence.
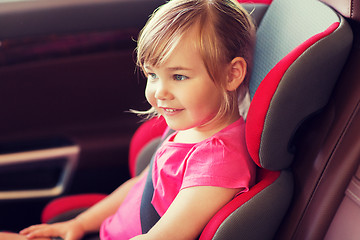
[181,137,255,192]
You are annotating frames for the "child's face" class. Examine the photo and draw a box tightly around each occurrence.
[144,30,229,134]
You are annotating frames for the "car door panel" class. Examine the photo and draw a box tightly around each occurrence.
[0,0,164,231]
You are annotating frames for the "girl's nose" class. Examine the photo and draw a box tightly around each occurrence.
[154,81,173,100]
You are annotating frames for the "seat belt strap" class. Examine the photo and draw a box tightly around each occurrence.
[140,128,174,234]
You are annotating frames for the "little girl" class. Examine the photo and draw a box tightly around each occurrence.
[2,0,256,239]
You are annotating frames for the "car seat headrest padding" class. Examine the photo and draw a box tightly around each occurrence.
[241,3,269,26]
[245,0,353,170]
[248,0,341,97]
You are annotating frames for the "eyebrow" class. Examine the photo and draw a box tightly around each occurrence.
[167,66,193,71]
[143,65,193,72]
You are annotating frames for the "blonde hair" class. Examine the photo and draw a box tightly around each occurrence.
[136,0,255,120]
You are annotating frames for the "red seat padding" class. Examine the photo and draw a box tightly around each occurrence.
[200,169,281,239]
[41,194,107,223]
[129,116,167,177]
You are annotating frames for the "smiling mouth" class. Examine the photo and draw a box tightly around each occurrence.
[160,107,183,114]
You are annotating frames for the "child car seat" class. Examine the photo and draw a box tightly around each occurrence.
[200,0,352,238]
[41,0,353,239]
[274,0,360,238]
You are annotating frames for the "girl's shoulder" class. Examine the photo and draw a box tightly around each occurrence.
[206,117,246,145]
[187,118,247,159]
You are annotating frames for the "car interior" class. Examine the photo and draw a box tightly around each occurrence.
[0,0,359,239]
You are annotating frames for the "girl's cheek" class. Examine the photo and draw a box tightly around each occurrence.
[145,84,156,107]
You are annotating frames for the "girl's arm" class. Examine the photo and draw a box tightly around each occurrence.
[132,185,240,240]
[21,166,149,240]
[75,170,146,232]
[75,166,149,232]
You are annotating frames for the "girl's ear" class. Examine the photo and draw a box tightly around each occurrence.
[226,57,247,91]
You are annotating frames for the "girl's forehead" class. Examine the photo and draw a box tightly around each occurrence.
[145,45,203,72]
[144,26,202,68]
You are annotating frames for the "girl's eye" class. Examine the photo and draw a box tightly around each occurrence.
[147,73,158,81]
[173,74,188,81]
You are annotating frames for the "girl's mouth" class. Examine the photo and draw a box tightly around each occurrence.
[160,107,183,115]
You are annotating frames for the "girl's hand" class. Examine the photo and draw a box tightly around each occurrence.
[0,232,41,240]
[0,232,50,240]
[19,219,85,240]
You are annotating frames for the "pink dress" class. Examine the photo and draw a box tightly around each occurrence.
[100,118,256,239]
